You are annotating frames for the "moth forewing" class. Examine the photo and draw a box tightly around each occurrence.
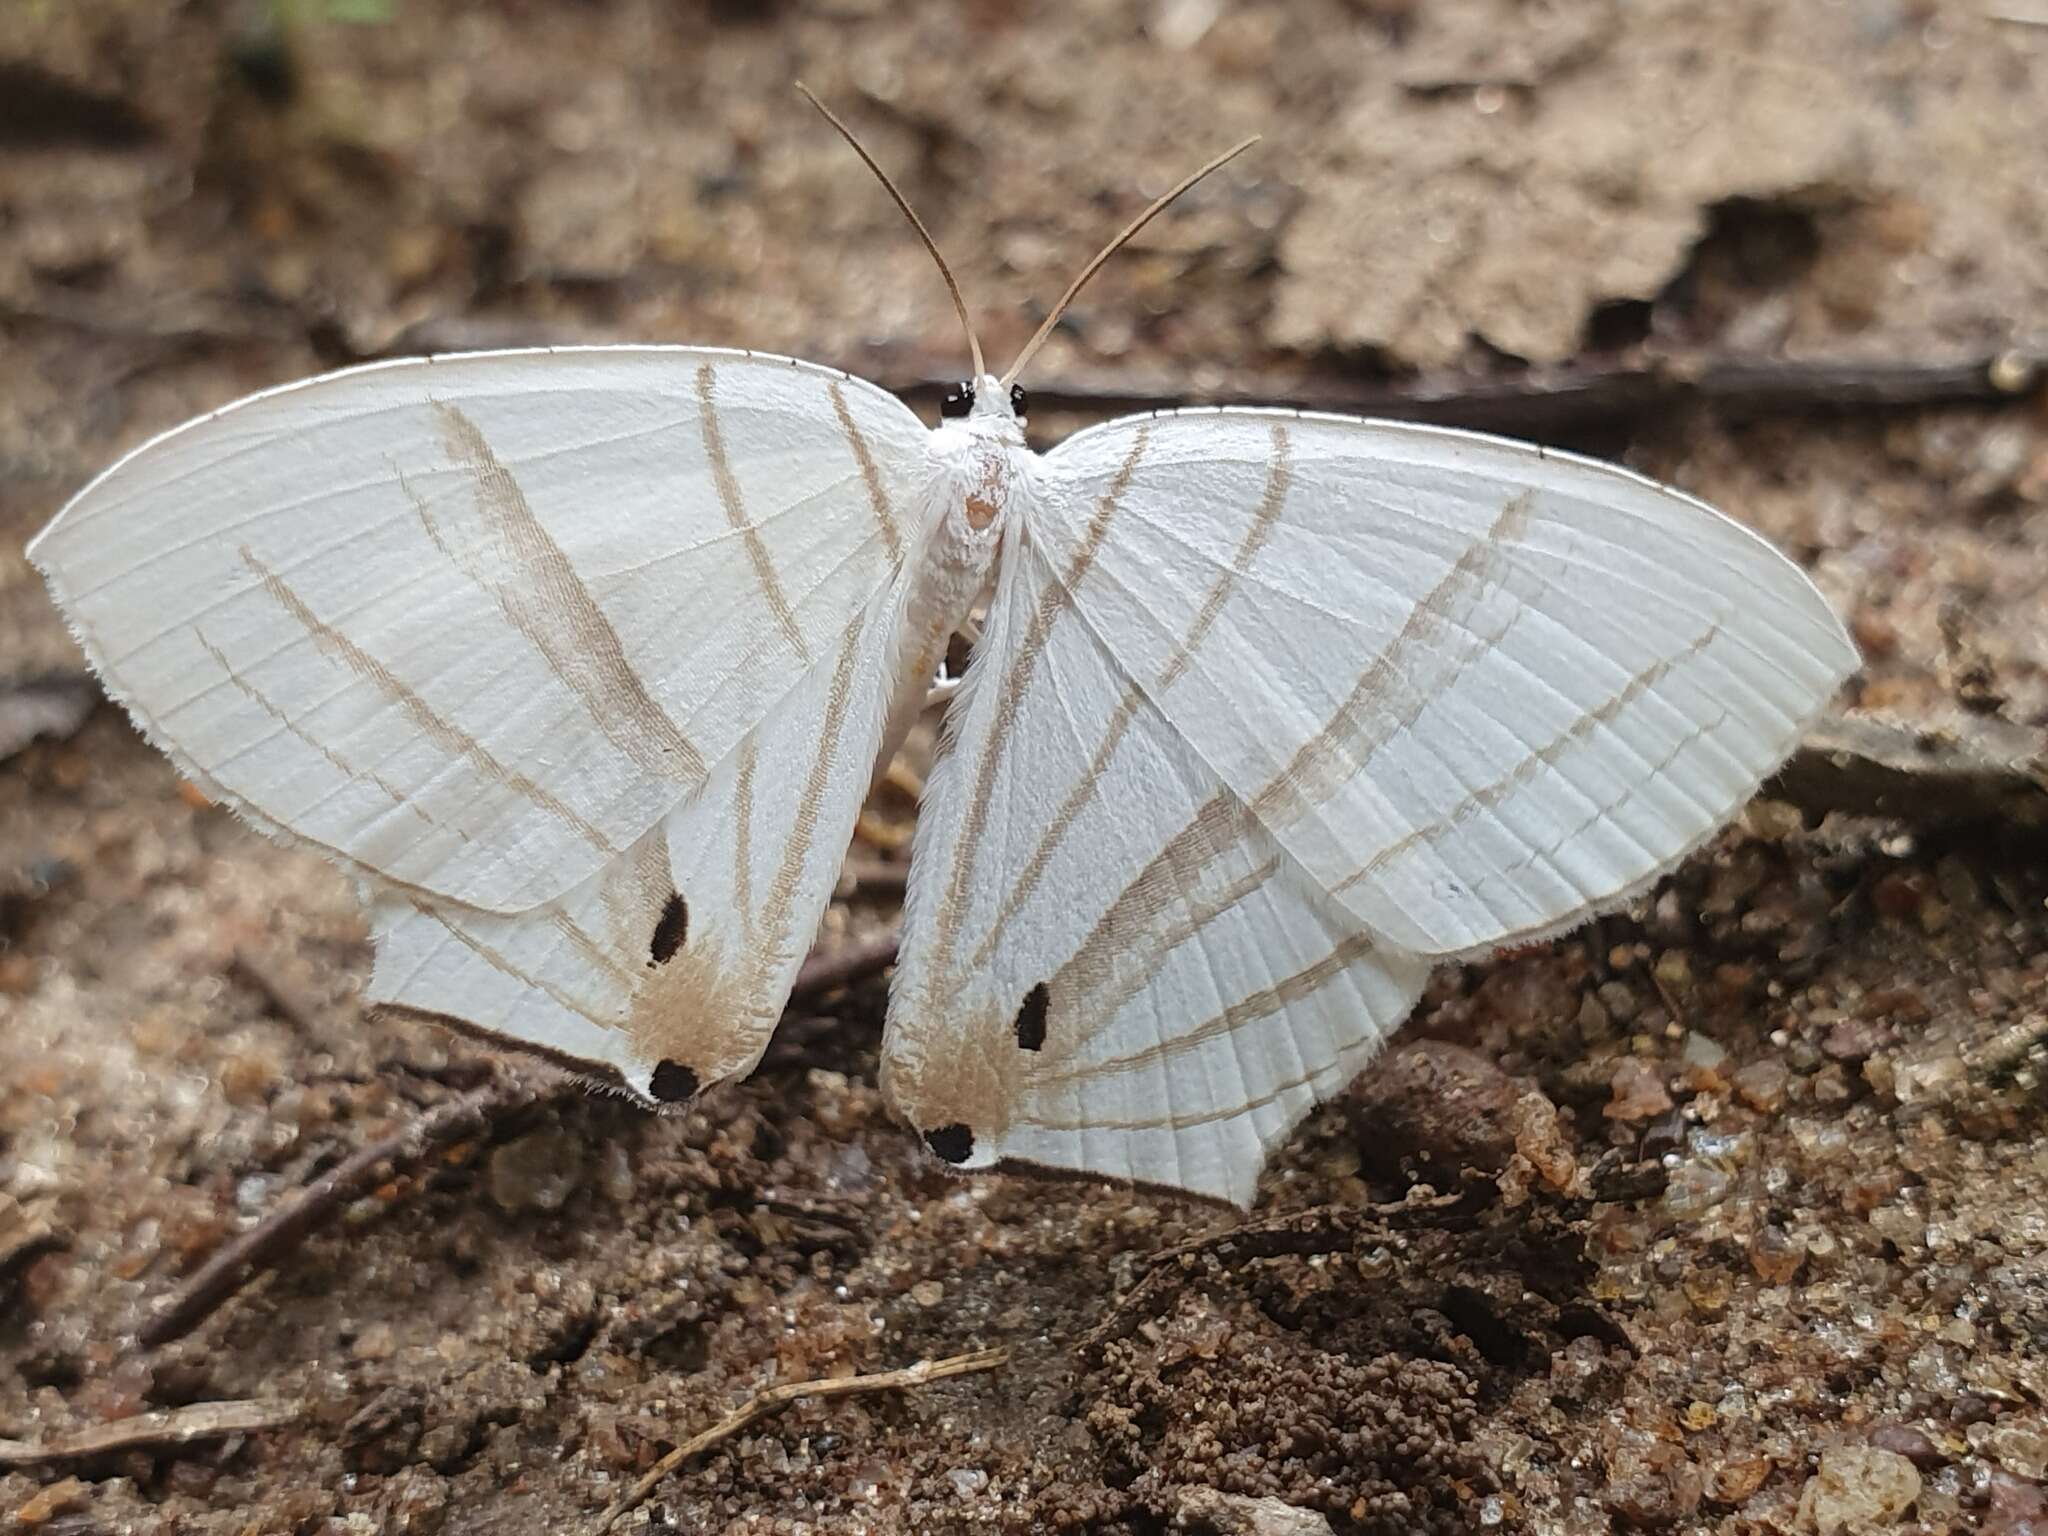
[31,346,934,1103]
[1034,409,1860,960]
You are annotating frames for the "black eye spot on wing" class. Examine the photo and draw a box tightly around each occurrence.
[1013,982,1050,1051]
[649,891,688,966]
[940,381,975,419]
[650,1059,699,1103]
[923,1123,974,1164]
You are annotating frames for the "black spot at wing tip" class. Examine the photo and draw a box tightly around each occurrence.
[923,1123,974,1164]
[648,891,688,966]
[1013,982,1050,1052]
[650,1059,700,1103]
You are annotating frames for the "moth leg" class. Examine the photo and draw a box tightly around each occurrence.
[855,759,927,852]
[855,809,914,853]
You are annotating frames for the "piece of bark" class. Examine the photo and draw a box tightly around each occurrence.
[1773,712,2048,830]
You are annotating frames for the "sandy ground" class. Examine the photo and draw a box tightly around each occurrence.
[4,2,2048,1531]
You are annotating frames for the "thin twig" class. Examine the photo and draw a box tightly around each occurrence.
[594,1346,1008,1532]
[0,1400,300,1466]
[789,931,901,1003]
[138,1081,527,1348]
[908,348,2046,436]
[16,292,2042,432]
[1771,710,2048,830]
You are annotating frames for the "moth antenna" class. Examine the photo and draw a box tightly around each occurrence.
[796,82,986,380]
[1000,135,1260,391]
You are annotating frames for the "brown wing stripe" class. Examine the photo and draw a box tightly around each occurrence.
[1332,623,1720,893]
[732,736,759,949]
[1055,791,1255,1001]
[697,362,811,664]
[1251,491,1534,829]
[960,679,1147,980]
[741,605,871,1005]
[413,403,706,786]
[1038,852,1286,1080]
[1156,421,1291,693]
[829,379,905,566]
[550,911,639,988]
[241,546,616,855]
[196,628,442,839]
[409,899,616,1029]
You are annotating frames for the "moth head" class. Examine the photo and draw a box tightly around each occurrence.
[940,374,1027,428]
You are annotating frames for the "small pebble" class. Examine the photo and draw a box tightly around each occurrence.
[1974,1420,2048,1481]
[1731,1059,1791,1113]
[1707,1455,1771,1503]
[1507,1091,1581,1194]
[1986,1469,2048,1535]
[1605,1058,1674,1122]
[1653,950,1692,995]
[1866,1423,1944,1469]
[910,1279,944,1307]
[597,1143,635,1204]
[1798,1445,1920,1533]
[1743,799,1803,840]
[1822,1016,1885,1063]
[1170,1487,1334,1535]
[1603,1435,1702,1523]
[1681,1031,1730,1071]
[1662,1161,1732,1219]
[1891,1052,1967,1105]
[13,1477,89,1526]
[947,1467,988,1497]
[1748,1223,1806,1284]
[1813,1064,1854,1105]
[488,1127,585,1214]
[1597,980,1642,1025]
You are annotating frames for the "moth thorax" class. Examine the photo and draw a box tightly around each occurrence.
[961,442,1012,532]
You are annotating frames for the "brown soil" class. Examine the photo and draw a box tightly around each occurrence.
[3,3,2047,1533]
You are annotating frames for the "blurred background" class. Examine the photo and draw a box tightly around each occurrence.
[3,2,2048,1532]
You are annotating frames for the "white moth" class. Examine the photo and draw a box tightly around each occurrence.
[29,100,1856,1208]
